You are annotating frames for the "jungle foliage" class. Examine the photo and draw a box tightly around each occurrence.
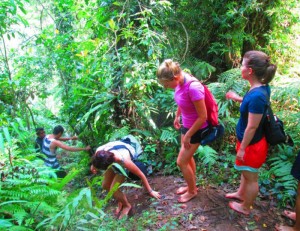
[0,0,299,229]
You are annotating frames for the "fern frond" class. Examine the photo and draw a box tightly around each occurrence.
[160,129,178,144]
[21,185,60,198]
[196,146,218,168]
[29,201,58,215]
[0,189,30,200]
[0,204,25,215]
[109,126,130,141]
[13,210,27,226]
[4,178,33,187]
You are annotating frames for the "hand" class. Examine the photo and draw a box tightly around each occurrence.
[149,190,161,199]
[90,165,98,174]
[174,117,181,130]
[226,91,239,101]
[85,145,91,151]
[236,148,245,162]
[183,134,191,149]
[71,136,78,140]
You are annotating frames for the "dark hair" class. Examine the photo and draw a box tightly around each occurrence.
[36,127,44,135]
[92,150,115,170]
[157,59,182,81]
[243,50,277,84]
[53,125,64,135]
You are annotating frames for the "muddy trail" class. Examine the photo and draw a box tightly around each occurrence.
[104,173,294,231]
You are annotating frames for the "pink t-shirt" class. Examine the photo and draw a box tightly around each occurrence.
[174,74,208,129]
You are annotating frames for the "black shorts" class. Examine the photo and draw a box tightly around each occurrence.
[291,151,300,181]
[181,126,210,144]
[112,161,148,181]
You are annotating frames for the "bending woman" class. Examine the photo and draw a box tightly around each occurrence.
[157,59,209,203]
[225,50,277,215]
[90,139,160,219]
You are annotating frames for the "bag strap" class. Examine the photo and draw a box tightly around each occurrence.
[185,74,215,128]
[253,86,272,128]
[108,143,135,160]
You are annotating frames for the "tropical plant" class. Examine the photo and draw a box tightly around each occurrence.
[261,145,298,206]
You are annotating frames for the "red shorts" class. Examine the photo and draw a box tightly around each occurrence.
[235,137,268,169]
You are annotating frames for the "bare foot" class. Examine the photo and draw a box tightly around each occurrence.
[225,192,244,201]
[283,210,296,221]
[176,186,199,195]
[275,224,297,231]
[229,201,250,215]
[176,186,188,195]
[115,202,122,216]
[178,191,197,203]
[118,204,132,219]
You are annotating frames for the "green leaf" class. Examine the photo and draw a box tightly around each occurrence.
[0,200,28,206]
[0,133,4,154]
[0,219,13,228]
[108,19,115,30]
[3,127,11,145]
[111,163,128,177]
[120,182,142,188]
[15,118,25,130]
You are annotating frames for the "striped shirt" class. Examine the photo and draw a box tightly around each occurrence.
[42,135,60,169]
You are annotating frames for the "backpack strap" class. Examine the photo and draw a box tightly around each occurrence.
[108,143,135,160]
[185,74,219,127]
[254,85,271,126]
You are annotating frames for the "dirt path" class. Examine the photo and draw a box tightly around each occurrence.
[106,173,294,231]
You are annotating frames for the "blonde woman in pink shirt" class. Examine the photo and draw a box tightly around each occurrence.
[157,59,210,203]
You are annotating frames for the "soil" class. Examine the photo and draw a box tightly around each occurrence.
[105,173,294,231]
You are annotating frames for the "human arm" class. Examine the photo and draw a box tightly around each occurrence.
[174,107,181,130]
[124,159,161,199]
[58,136,78,141]
[183,99,207,149]
[35,141,41,152]
[226,91,243,103]
[52,140,90,152]
[237,113,263,161]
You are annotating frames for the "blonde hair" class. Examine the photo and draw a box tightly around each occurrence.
[243,50,277,84]
[157,59,182,81]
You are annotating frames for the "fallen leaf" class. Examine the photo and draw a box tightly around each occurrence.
[180,204,187,209]
[254,214,260,221]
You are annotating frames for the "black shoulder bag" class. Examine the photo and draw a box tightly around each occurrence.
[260,90,293,146]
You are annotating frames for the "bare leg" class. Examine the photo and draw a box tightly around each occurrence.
[294,184,300,229]
[102,168,116,191]
[276,226,299,231]
[277,182,300,231]
[115,202,123,216]
[229,171,258,215]
[102,169,131,219]
[283,210,296,221]
[177,142,199,203]
[102,169,123,216]
[110,174,132,219]
[226,173,246,201]
[176,157,196,195]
